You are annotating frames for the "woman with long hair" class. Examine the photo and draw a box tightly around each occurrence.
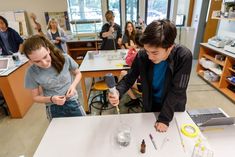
[46,18,68,53]
[122,21,137,49]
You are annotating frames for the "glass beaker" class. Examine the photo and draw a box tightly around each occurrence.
[114,123,131,148]
[88,51,94,60]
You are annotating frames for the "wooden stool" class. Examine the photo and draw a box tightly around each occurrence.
[89,80,114,115]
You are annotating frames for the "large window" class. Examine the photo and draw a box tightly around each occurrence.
[146,0,168,24]
[125,0,139,23]
[107,0,121,26]
[67,0,102,33]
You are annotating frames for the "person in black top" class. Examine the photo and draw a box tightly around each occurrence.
[0,16,23,55]
[100,10,122,50]
[108,19,193,132]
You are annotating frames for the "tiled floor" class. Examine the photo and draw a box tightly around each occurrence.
[0,60,234,157]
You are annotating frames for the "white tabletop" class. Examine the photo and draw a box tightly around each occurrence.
[0,53,28,76]
[79,49,129,72]
[33,111,235,157]
[34,112,235,157]
[202,125,235,157]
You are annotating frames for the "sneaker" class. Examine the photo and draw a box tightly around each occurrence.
[124,98,140,107]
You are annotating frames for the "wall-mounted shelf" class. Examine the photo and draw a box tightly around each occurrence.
[69,17,102,35]
[70,19,102,24]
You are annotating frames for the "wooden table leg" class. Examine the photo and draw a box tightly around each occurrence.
[80,77,88,112]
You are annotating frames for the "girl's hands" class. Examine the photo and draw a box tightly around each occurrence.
[52,96,66,105]
[65,85,76,99]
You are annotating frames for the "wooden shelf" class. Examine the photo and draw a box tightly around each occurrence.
[66,39,102,64]
[201,43,235,59]
[202,54,225,66]
[226,78,235,86]
[198,72,235,102]
[229,67,235,73]
[220,88,235,102]
[198,43,235,102]
[198,72,220,88]
[212,16,235,21]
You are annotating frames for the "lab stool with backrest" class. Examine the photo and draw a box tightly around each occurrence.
[89,80,114,115]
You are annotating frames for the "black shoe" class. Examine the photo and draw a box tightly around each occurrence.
[124,98,140,107]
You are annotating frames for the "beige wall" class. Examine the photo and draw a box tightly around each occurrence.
[0,0,67,35]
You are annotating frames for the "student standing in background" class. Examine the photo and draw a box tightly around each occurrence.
[23,35,86,120]
[100,10,122,50]
[46,18,68,53]
[0,16,23,55]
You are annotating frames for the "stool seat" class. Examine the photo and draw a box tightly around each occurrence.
[89,80,114,115]
[93,81,109,91]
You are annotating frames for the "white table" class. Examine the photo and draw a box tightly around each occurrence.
[201,124,235,157]
[33,112,235,157]
[0,54,33,118]
[79,49,129,112]
[0,53,28,76]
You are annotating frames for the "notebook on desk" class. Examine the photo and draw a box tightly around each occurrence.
[0,58,10,74]
[187,108,235,127]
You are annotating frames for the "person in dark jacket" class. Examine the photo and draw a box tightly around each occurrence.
[108,19,193,132]
[0,16,23,55]
[100,10,122,50]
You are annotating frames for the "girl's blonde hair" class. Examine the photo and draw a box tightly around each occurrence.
[47,18,60,30]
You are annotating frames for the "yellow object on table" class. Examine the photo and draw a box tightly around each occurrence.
[181,124,199,138]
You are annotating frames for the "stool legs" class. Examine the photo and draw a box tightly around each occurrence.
[127,98,144,113]
[89,90,114,115]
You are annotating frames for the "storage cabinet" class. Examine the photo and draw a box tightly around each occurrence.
[66,39,102,64]
[197,43,235,102]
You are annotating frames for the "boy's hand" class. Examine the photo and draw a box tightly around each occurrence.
[154,122,168,132]
[108,91,119,106]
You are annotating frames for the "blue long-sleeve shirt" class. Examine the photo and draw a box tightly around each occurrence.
[0,27,23,55]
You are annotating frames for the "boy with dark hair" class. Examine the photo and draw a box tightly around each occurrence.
[108,19,193,132]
